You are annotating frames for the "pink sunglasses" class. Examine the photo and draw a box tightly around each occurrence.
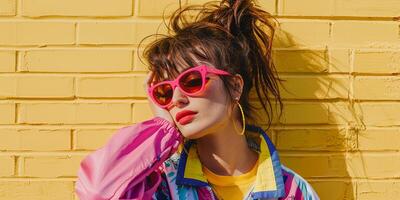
[147,65,232,109]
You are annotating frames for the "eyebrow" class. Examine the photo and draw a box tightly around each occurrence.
[159,67,191,81]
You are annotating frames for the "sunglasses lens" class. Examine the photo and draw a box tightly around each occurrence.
[180,70,203,93]
[153,84,173,106]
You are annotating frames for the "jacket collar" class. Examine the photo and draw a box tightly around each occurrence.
[175,124,286,199]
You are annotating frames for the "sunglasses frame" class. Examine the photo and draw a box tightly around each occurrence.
[147,65,232,109]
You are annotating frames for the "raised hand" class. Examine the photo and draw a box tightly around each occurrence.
[144,71,176,126]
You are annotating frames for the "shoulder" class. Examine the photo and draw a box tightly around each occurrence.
[281,164,320,200]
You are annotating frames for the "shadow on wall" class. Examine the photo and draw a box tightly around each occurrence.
[248,24,369,200]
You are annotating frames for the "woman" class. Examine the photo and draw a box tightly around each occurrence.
[75,0,320,199]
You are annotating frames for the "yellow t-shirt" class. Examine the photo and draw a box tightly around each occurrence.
[202,160,259,200]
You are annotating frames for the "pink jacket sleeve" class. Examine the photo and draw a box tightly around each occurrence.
[75,117,182,200]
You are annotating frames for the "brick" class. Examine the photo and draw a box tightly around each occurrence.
[0,75,74,98]
[354,51,400,74]
[309,181,355,200]
[187,0,275,15]
[78,21,168,45]
[280,154,348,178]
[133,48,148,72]
[273,20,330,48]
[187,0,207,3]
[133,21,169,45]
[74,129,116,150]
[276,128,355,151]
[329,49,351,73]
[76,75,146,98]
[19,49,132,72]
[0,129,70,151]
[358,128,400,151]
[347,153,400,178]
[246,101,281,125]
[285,153,400,178]
[0,181,73,199]
[0,51,15,72]
[354,76,400,100]
[79,22,134,44]
[18,103,131,124]
[0,103,15,124]
[0,156,14,176]
[280,75,349,99]
[280,102,329,124]
[327,102,361,125]
[0,0,16,16]
[279,0,334,16]
[273,49,329,73]
[187,0,210,4]
[257,0,276,15]
[132,102,154,123]
[22,0,132,17]
[334,0,400,17]
[332,21,399,47]
[137,0,183,17]
[22,155,84,177]
[0,22,75,45]
[0,77,14,98]
[357,181,400,200]
[280,0,400,18]
[357,103,400,126]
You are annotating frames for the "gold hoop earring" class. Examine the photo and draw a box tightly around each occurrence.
[233,99,246,135]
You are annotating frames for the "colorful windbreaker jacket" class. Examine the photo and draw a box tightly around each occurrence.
[75,117,320,200]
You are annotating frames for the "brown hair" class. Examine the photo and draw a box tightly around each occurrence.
[140,0,283,130]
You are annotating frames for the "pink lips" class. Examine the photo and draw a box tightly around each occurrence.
[175,110,197,125]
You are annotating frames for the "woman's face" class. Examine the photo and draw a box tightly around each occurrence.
[164,65,238,139]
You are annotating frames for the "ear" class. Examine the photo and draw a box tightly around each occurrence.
[231,74,244,99]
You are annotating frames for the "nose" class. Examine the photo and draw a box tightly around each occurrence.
[170,86,189,108]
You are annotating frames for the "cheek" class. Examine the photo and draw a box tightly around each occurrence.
[203,79,233,114]
[187,103,231,140]
[179,80,233,138]
[204,79,232,110]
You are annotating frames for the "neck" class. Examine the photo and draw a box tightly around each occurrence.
[196,117,258,176]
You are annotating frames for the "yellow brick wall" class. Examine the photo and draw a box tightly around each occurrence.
[0,0,399,199]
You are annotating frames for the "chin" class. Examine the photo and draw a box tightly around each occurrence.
[182,133,205,140]
[178,126,203,139]
[177,120,209,140]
